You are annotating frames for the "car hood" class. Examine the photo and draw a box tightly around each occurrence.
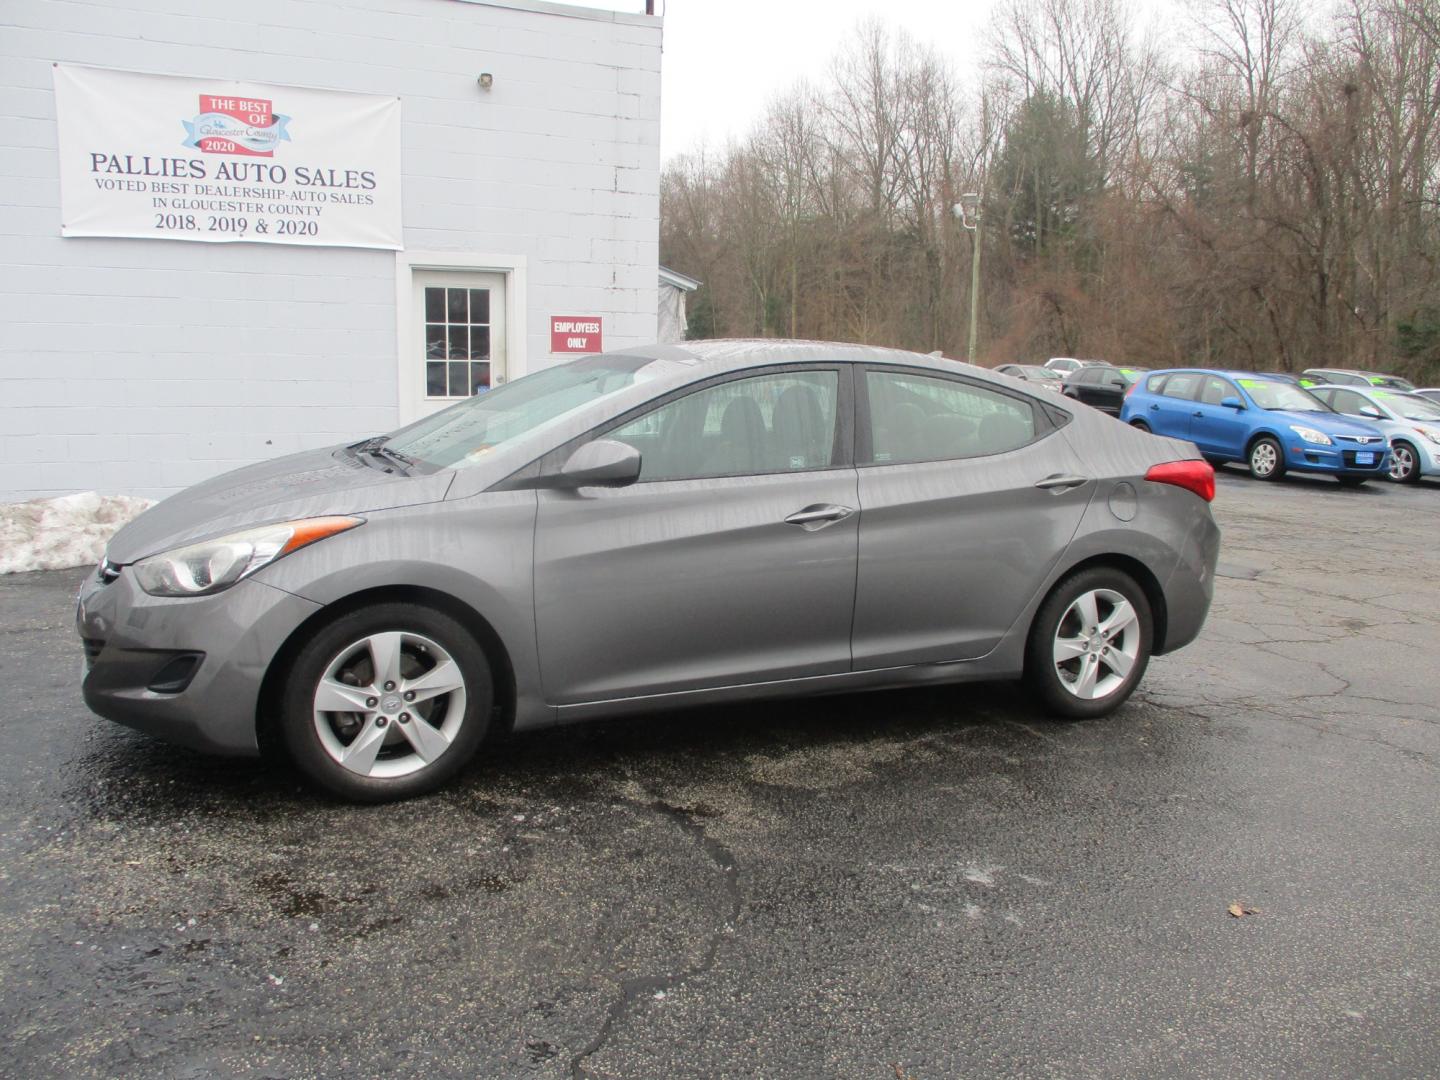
[105,445,455,564]
[1269,410,1385,438]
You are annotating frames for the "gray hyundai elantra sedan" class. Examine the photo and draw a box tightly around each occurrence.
[77,341,1220,801]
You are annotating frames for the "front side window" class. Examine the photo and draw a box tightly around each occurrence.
[1326,389,1373,416]
[607,370,840,482]
[1198,376,1235,405]
[866,371,1036,464]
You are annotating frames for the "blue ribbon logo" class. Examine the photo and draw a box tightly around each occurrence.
[182,112,292,154]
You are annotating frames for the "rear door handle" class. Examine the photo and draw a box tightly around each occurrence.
[1149,403,1160,410]
[784,504,854,530]
[1034,474,1090,491]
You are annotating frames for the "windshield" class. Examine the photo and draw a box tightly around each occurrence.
[382,354,661,469]
[1370,374,1416,392]
[1374,390,1440,421]
[1237,378,1330,412]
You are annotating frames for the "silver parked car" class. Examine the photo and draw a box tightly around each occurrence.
[78,341,1221,801]
[1305,383,1440,483]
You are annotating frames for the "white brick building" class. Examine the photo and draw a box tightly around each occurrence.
[0,0,662,501]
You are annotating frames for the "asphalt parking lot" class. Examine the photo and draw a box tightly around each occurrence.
[2,469,1438,1080]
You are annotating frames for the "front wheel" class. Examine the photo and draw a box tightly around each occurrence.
[1248,436,1285,481]
[1388,442,1420,484]
[1024,568,1153,720]
[280,603,492,802]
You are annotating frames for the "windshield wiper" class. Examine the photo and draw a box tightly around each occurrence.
[351,436,418,472]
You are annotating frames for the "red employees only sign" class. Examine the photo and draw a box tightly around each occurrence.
[551,316,602,353]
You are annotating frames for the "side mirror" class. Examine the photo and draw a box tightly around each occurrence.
[1220,396,1245,410]
[540,439,641,489]
[1359,406,1383,419]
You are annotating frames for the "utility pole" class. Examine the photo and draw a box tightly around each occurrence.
[954,192,983,363]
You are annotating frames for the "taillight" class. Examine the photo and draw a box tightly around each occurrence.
[1125,381,1139,397]
[1144,459,1215,502]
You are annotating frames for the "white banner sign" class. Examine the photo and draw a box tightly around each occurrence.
[54,65,402,250]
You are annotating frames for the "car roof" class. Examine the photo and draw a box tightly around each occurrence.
[609,338,979,374]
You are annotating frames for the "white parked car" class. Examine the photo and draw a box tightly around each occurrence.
[1044,357,1106,376]
[1306,384,1440,483]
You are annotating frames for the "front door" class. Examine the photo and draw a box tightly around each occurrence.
[1189,375,1250,456]
[411,270,507,422]
[533,367,858,705]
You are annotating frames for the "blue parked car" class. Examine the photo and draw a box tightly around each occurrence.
[1119,370,1390,486]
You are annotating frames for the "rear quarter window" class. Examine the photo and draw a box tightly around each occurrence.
[1145,373,1170,394]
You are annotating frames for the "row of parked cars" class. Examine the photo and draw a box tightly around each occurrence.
[993,357,1440,486]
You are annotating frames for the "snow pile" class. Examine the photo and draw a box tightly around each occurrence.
[0,492,156,575]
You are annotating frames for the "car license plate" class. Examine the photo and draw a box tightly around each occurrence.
[1355,452,1374,464]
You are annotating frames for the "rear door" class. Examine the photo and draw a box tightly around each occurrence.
[1142,371,1202,439]
[1189,375,1250,456]
[532,365,859,705]
[851,368,1092,667]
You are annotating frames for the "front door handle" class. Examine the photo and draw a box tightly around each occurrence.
[1034,474,1090,491]
[1193,409,1204,417]
[784,504,854,530]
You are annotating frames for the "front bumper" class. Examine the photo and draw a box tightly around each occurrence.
[76,566,321,756]
[1282,440,1389,477]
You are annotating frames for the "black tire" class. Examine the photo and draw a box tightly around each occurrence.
[1130,420,1151,433]
[1024,567,1153,720]
[1336,475,1367,488]
[280,602,492,802]
[1247,436,1286,481]
[1388,441,1420,484]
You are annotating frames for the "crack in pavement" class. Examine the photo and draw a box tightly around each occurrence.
[569,795,742,1080]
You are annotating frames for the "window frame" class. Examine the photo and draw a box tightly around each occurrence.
[501,363,857,489]
[855,364,1062,468]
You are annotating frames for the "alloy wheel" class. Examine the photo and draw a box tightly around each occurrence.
[312,631,467,778]
[1052,588,1141,700]
[1389,443,1416,482]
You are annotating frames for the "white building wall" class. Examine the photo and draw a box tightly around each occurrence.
[0,0,662,501]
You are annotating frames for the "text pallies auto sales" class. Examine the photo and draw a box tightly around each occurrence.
[88,154,376,189]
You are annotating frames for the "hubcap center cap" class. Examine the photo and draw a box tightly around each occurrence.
[380,693,403,714]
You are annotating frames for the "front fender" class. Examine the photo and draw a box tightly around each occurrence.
[254,490,549,729]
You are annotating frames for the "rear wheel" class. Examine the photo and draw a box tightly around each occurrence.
[1024,567,1153,720]
[1388,441,1419,484]
[280,603,492,802]
[1129,420,1151,433]
[1247,436,1285,481]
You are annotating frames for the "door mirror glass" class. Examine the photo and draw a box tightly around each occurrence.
[1220,396,1245,410]
[543,439,642,489]
[1359,406,1383,419]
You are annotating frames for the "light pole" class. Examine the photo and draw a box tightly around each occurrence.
[953,192,982,363]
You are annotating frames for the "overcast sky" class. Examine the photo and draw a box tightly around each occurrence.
[654,0,1004,161]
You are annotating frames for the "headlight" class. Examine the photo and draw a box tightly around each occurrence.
[1290,425,1332,446]
[1416,427,1440,446]
[132,517,363,597]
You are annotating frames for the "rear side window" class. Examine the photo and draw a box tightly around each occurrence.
[1160,373,1202,400]
[866,371,1036,464]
